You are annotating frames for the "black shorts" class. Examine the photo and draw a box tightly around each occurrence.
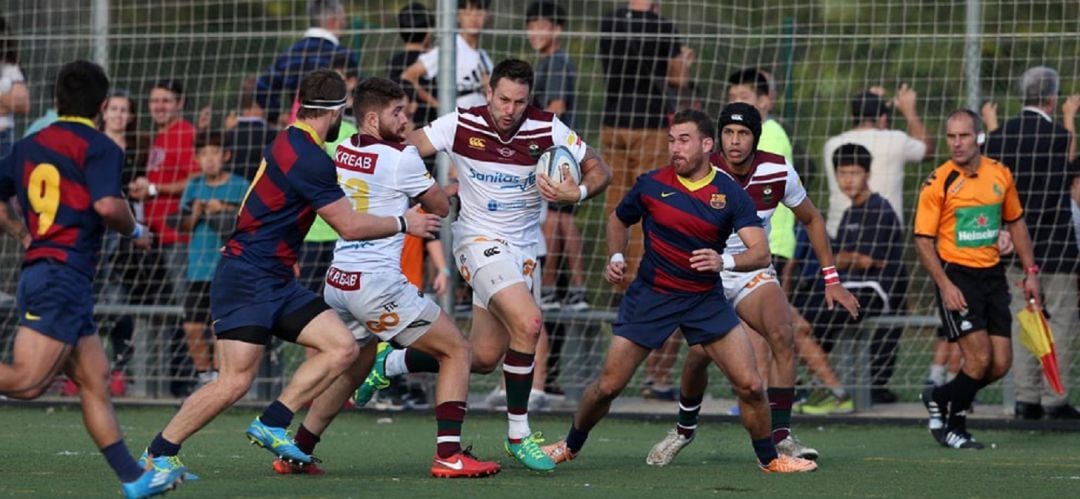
[546,202,577,215]
[936,262,1011,342]
[184,281,213,324]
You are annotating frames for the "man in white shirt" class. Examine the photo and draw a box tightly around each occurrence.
[361,59,611,472]
[401,0,494,110]
[823,85,933,236]
[278,77,501,478]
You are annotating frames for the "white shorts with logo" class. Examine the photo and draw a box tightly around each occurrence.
[322,266,440,346]
[720,264,780,307]
[454,236,540,309]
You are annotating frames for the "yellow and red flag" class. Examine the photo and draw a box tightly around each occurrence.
[1016,301,1065,395]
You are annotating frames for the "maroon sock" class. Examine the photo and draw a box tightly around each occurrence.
[435,401,467,459]
[295,424,320,456]
[767,387,795,444]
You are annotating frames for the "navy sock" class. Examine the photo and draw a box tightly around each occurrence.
[259,400,294,429]
[148,432,180,457]
[102,440,145,483]
[752,437,779,466]
[565,424,589,454]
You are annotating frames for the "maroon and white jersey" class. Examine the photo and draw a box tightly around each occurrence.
[710,150,807,255]
[423,105,587,245]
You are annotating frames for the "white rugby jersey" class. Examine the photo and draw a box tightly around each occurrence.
[710,150,807,255]
[423,105,587,246]
[418,35,493,109]
[331,134,436,271]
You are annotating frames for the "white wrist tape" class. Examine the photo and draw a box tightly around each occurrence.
[721,253,736,272]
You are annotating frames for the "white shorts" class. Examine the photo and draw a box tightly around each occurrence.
[720,265,780,307]
[454,237,540,309]
[322,267,441,346]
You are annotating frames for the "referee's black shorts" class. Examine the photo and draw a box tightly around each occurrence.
[936,262,1011,342]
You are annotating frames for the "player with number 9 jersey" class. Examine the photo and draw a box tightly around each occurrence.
[0,114,125,346]
[0,60,187,499]
[2,116,124,279]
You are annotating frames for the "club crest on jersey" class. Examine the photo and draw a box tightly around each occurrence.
[710,193,727,209]
[528,142,541,158]
[762,186,774,204]
[469,137,486,150]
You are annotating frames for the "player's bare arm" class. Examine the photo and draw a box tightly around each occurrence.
[0,199,29,248]
[1005,217,1042,309]
[94,196,151,249]
[791,197,860,317]
[415,183,450,217]
[406,127,439,158]
[538,146,612,205]
[689,225,770,272]
[604,211,632,284]
[318,198,440,240]
[913,235,966,311]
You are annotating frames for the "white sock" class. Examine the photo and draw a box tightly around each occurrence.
[508,412,531,441]
[929,364,946,386]
[831,387,848,399]
[384,349,408,377]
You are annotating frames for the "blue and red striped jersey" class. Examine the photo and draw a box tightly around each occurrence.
[0,117,124,278]
[222,122,344,278]
[616,166,762,294]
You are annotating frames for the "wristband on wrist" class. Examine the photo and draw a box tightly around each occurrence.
[578,184,588,202]
[441,267,451,276]
[610,252,625,264]
[147,184,159,198]
[1024,264,1040,275]
[128,223,146,239]
[397,216,408,234]
[721,253,736,272]
[821,265,841,286]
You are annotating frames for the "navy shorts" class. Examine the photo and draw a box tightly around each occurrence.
[210,258,329,345]
[613,280,741,350]
[17,261,96,345]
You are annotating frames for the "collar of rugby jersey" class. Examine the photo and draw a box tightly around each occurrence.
[57,116,96,128]
[303,27,340,46]
[291,120,325,148]
[677,166,717,192]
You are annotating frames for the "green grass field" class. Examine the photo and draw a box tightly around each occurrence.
[2,405,1079,498]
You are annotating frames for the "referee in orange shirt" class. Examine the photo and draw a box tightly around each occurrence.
[914,109,1041,450]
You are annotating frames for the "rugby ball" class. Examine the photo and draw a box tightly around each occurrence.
[535,145,582,186]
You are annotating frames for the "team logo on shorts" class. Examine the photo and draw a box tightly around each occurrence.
[710,194,727,209]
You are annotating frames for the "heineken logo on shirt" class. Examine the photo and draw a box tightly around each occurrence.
[954,203,1001,247]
